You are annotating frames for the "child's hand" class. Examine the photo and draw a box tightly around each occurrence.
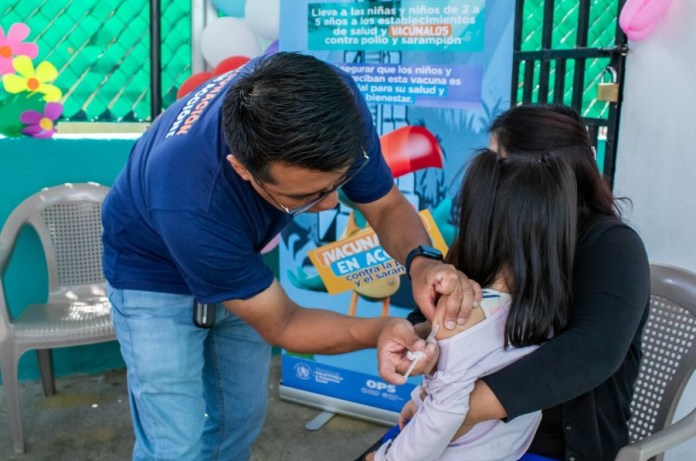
[399,400,418,429]
[365,451,376,461]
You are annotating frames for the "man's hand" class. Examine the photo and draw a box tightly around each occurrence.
[409,258,482,329]
[355,187,481,331]
[376,318,438,384]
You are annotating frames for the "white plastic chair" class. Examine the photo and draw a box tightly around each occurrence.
[0,182,115,454]
[616,264,696,461]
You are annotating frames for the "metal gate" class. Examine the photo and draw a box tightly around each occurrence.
[513,0,628,187]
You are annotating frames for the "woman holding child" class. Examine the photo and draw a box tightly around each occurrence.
[363,104,650,461]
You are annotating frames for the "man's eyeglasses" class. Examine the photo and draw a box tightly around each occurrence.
[253,150,370,216]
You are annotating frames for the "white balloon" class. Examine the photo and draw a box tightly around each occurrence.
[244,0,280,41]
[200,17,262,67]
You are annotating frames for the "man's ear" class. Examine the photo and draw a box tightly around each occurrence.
[227,155,252,182]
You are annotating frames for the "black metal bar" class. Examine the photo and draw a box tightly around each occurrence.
[514,47,616,61]
[150,0,162,119]
[542,0,555,46]
[522,60,534,103]
[582,117,609,127]
[537,0,555,103]
[571,0,590,111]
[553,58,566,104]
[576,0,590,46]
[538,63,550,103]
[585,123,600,149]
[511,62,520,106]
[511,0,525,105]
[603,0,630,188]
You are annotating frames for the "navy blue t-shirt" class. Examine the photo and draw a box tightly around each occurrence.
[102,56,393,303]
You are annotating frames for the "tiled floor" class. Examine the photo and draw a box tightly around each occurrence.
[0,355,387,460]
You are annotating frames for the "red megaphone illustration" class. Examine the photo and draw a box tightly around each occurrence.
[379,125,444,178]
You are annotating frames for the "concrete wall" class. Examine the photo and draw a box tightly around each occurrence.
[613,1,696,459]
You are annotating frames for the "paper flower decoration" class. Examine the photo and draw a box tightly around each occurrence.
[0,21,64,138]
[20,102,63,138]
[0,23,38,75]
[3,55,62,101]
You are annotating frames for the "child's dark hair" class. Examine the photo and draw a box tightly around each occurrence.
[221,52,365,183]
[448,149,577,347]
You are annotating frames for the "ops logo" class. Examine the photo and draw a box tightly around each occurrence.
[294,363,312,381]
[365,379,396,394]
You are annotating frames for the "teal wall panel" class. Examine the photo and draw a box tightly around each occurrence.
[0,136,282,380]
[0,137,133,381]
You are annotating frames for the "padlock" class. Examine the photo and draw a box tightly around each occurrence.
[597,66,619,102]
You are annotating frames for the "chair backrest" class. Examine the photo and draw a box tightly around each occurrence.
[627,264,696,448]
[0,183,109,304]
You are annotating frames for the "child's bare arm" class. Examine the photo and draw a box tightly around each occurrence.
[435,305,486,340]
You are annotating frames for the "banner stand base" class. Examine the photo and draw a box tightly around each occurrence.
[279,384,398,429]
[305,410,335,431]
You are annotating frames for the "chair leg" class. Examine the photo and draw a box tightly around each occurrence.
[381,297,391,317]
[348,292,359,317]
[36,349,56,397]
[0,348,25,454]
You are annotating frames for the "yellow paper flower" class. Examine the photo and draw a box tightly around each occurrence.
[3,55,62,101]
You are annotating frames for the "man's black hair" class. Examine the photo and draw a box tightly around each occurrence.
[222,52,365,183]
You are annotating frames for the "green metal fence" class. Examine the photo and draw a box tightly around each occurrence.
[3,0,621,123]
[2,0,191,122]
[518,0,621,119]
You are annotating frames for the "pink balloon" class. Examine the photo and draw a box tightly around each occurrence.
[619,0,674,41]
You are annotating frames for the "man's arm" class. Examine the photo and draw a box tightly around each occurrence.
[356,185,482,327]
[223,279,436,384]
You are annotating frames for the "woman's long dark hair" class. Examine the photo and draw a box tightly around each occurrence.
[448,150,577,347]
[489,104,619,232]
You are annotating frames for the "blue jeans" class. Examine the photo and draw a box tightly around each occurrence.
[108,285,271,461]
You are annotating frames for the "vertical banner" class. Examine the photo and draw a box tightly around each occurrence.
[278,0,514,423]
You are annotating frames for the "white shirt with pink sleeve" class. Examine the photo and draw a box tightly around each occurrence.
[374,289,542,461]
